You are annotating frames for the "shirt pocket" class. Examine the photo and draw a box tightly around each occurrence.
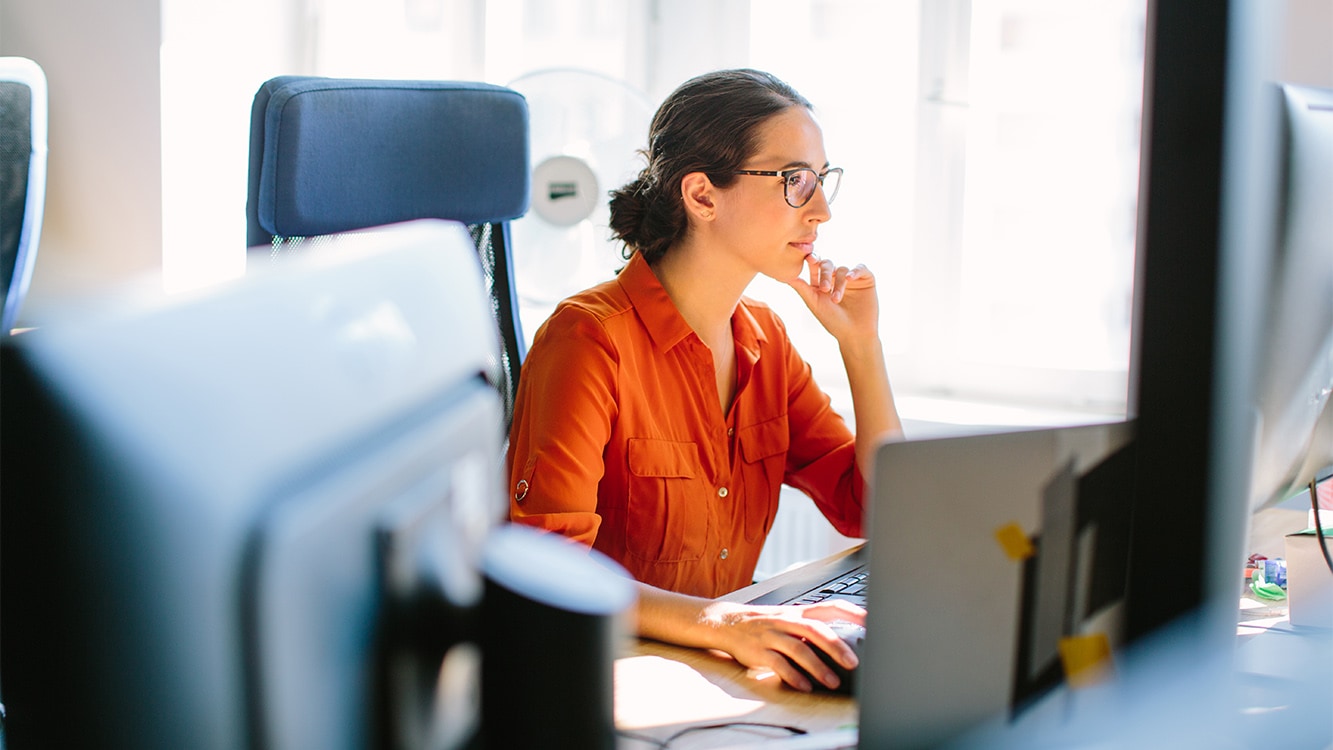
[625,437,707,563]
[738,415,790,542]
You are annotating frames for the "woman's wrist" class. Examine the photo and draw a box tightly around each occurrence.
[636,584,732,650]
[838,336,886,371]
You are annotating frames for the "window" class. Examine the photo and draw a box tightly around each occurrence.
[162,0,1145,423]
[158,0,1147,577]
[900,0,1144,419]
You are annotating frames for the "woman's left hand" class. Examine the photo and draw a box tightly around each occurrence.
[787,254,880,345]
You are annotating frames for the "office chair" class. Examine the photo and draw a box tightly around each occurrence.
[1,57,48,335]
[246,76,531,425]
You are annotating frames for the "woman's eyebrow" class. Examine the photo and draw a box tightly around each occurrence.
[770,159,830,171]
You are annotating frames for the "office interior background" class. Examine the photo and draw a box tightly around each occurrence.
[3,0,1331,576]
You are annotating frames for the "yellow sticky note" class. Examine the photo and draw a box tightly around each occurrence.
[1058,633,1114,689]
[993,522,1035,561]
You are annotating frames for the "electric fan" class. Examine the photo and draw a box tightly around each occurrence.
[507,68,655,343]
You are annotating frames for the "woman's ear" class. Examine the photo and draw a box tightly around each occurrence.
[681,172,716,221]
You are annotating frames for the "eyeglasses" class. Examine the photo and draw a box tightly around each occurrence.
[731,166,843,208]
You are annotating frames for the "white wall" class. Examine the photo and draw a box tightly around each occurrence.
[2,0,304,322]
[1283,0,1333,87]
[159,0,306,292]
[2,0,163,314]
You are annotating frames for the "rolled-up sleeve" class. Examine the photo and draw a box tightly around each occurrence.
[506,305,619,546]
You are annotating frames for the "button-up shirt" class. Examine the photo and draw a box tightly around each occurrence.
[507,252,865,598]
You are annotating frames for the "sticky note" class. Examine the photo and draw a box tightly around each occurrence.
[994,522,1035,561]
[1058,633,1114,688]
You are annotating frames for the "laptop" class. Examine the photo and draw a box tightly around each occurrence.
[858,420,1136,748]
[750,420,1137,749]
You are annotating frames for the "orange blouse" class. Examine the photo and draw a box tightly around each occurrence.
[506,253,865,598]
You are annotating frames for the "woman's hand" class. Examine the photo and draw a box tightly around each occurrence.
[787,254,880,348]
[695,599,865,692]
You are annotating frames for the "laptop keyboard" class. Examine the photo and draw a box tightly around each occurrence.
[783,565,869,608]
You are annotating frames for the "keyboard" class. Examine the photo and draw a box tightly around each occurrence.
[780,565,869,608]
[746,546,870,607]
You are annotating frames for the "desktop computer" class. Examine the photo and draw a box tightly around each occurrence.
[1124,0,1333,648]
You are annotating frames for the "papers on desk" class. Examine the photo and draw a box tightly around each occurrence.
[614,655,765,729]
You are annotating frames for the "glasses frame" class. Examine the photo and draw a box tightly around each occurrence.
[731,166,843,208]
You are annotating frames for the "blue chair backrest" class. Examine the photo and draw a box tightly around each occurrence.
[245,76,531,424]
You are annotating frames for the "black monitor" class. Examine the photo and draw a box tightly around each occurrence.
[1126,0,1333,648]
[1,220,505,749]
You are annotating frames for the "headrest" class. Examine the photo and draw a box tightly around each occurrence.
[248,76,530,244]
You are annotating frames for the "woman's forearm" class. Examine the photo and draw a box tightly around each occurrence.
[840,337,902,480]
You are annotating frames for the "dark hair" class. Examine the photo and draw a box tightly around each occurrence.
[607,69,812,264]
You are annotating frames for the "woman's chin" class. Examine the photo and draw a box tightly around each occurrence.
[760,267,803,285]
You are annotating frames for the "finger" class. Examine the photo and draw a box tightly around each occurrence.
[812,632,859,672]
[779,641,841,692]
[818,259,836,292]
[843,263,875,289]
[799,606,865,671]
[756,647,815,693]
[787,621,858,672]
[805,258,826,293]
[804,253,823,282]
[830,266,850,303]
[766,613,859,676]
[802,599,867,625]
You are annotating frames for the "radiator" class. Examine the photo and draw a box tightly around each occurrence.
[753,485,863,582]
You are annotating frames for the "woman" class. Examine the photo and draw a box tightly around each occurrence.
[506,68,902,692]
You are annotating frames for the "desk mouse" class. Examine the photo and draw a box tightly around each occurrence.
[797,620,865,695]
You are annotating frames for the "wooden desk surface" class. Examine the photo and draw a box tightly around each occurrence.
[613,546,862,749]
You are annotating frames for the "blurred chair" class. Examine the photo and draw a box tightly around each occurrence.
[246,76,530,426]
[0,57,48,335]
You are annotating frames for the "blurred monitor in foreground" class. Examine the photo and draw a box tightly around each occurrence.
[2,220,505,749]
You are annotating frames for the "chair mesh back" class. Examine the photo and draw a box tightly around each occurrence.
[467,223,522,429]
[1,81,32,301]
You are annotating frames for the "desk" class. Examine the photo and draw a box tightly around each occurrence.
[614,546,862,749]
[610,510,1331,749]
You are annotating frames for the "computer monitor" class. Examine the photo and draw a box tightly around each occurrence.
[1125,0,1332,648]
[1,220,505,749]
[1246,81,1333,513]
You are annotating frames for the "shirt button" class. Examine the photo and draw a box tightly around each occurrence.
[717,486,729,498]
[720,548,729,560]
[727,427,735,437]
[514,479,529,503]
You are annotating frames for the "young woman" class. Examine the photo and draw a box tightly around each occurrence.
[506,68,902,692]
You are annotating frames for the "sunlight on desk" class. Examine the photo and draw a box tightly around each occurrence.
[614,635,858,749]
[614,654,765,729]
[1236,599,1291,637]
